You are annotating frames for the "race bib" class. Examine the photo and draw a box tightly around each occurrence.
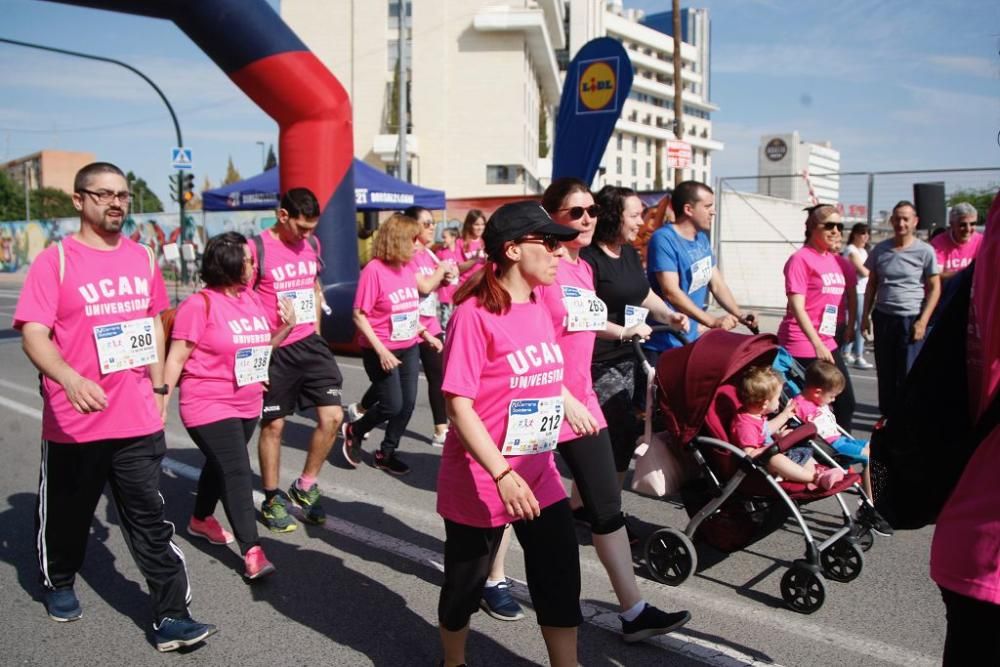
[278,288,317,325]
[418,292,439,318]
[93,317,157,375]
[234,346,271,387]
[818,304,838,336]
[390,310,419,341]
[689,256,712,293]
[501,396,563,456]
[624,305,649,329]
[561,285,607,332]
[813,408,840,440]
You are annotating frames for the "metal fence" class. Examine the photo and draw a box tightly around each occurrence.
[712,167,999,310]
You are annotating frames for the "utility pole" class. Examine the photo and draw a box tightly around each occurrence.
[397,1,409,182]
[671,0,684,187]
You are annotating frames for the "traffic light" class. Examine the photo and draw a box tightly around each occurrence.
[170,172,196,204]
[182,172,195,203]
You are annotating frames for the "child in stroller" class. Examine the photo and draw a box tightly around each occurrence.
[732,365,845,491]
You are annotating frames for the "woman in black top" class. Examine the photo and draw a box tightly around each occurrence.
[582,186,688,482]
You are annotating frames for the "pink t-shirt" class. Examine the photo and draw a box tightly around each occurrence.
[930,195,1000,604]
[248,231,321,348]
[931,231,983,274]
[777,246,847,357]
[437,299,569,528]
[408,247,443,337]
[455,237,485,283]
[14,235,168,443]
[172,288,271,428]
[791,394,840,443]
[535,258,607,442]
[435,245,461,304]
[354,258,421,350]
[730,410,771,449]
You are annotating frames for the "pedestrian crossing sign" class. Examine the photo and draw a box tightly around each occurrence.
[171,147,193,170]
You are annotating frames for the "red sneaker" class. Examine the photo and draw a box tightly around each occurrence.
[188,516,234,545]
[243,545,276,580]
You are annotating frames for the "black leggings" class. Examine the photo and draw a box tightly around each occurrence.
[186,417,260,555]
[793,347,857,432]
[557,429,626,535]
[356,344,421,454]
[419,335,447,425]
[940,586,1000,666]
[438,499,582,631]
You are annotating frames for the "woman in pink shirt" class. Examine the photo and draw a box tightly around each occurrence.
[344,214,442,476]
[435,226,461,329]
[455,209,487,283]
[777,205,857,431]
[163,232,296,580]
[437,201,584,667]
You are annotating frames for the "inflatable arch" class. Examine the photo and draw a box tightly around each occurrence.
[51,0,359,343]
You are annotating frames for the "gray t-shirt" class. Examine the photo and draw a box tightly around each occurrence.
[864,238,940,316]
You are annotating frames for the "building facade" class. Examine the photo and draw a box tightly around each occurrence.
[280,1,719,198]
[757,131,841,204]
[2,150,96,195]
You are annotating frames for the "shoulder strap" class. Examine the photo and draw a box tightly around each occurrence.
[307,235,325,269]
[201,290,211,317]
[142,243,156,276]
[57,240,65,284]
[252,235,265,288]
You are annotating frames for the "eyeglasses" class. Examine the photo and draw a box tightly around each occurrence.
[556,205,601,220]
[516,235,562,252]
[953,222,976,229]
[421,221,434,228]
[78,189,131,205]
[821,222,844,232]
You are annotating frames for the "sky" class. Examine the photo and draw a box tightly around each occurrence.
[1,0,998,212]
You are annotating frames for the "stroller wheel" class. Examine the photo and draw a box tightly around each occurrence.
[780,561,826,614]
[852,524,875,552]
[644,528,697,586]
[820,537,864,583]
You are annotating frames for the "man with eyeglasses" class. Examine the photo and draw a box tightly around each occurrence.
[931,202,981,282]
[862,200,941,416]
[13,162,216,651]
[644,180,756,358]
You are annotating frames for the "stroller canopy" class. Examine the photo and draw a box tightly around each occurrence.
[655,330,780,446]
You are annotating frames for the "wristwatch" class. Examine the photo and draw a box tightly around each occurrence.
[152,384,169,395]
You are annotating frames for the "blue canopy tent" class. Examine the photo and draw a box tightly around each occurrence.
[202,159,446,211]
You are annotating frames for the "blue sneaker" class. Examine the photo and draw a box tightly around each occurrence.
[45,588,82,622]
[479,579,524,621]
[154,616,218,652]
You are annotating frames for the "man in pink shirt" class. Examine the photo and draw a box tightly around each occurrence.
[250,188,345,533]
[13,162,216,651]
[931,202,982,282]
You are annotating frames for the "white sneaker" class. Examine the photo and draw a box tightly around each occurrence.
[345,403,371,439]
[431,429,448,447]
[842,351,856,365]
[853,357,874,370]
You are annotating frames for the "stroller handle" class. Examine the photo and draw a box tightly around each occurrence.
[631,325,690,364]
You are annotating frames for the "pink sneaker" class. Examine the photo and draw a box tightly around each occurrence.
[187,516,235,545]
[815,467,846,491]
[243,546,276,580]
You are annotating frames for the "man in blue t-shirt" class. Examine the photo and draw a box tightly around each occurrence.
[645,181,756,356]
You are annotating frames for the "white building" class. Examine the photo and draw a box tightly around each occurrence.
[757,131,841,204]
[571,1,722,190]
[280,1,720,198]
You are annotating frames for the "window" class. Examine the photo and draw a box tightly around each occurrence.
[388,0,411,28]
[646,138,652,156]
[486,165,516,184]
[631,159,637,177]
[616,157,622,174]
[631,136,638,152]
[616,133,623,151]
[645,162,651,178]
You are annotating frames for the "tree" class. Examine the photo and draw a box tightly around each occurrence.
[0,171,22,221]
[387,60,400,133]
[125,171,164,213]
[264,144,278,170]
[222,156,242,185]
[30,187,76,219]
[538,97,549,159]
[947,186,996,225]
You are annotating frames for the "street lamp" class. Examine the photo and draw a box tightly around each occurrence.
[256,141,266,171]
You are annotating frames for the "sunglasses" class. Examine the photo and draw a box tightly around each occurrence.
[556,205,601,220]
[516,235,562,252]
[821,222,844,232]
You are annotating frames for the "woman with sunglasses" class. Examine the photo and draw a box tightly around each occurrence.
[404,205,456,445]
[583,185,689,493]
[777,204,857,430]
[485,179,691,641]
[437,201,584,667]
[162,232,296,580]
[343,214,443,476]
[455,209,487,283]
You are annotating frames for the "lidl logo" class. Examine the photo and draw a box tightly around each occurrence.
[577,58,618,113]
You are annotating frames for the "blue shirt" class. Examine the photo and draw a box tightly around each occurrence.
[645,224,714,352]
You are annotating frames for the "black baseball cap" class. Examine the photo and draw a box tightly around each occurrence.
[483,201,579,261]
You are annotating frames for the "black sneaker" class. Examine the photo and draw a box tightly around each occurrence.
[621,604,691,643]
[857,502,894,537]
[374,450,410,476]
[45,588,82,622]
[341,422,363,468]
[153,615,218,652]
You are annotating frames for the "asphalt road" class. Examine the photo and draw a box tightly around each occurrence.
[0,281,945,666]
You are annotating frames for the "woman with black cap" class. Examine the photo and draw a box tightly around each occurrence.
[436,201,586,667]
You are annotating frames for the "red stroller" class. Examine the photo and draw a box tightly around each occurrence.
[640,330,865,614]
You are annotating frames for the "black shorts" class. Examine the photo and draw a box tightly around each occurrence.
[261,333,344,421]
